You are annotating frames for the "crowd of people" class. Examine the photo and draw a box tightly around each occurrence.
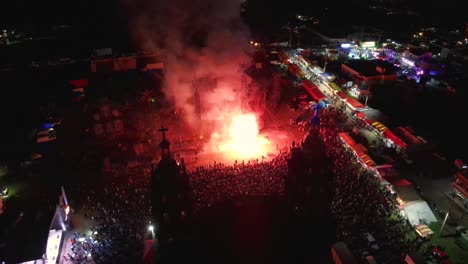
[188,155,288,211]
[60,106,423,263]
[68,172,152,264]
[64,154,290,263]
[318,108,417,262]
[62,232,94,263]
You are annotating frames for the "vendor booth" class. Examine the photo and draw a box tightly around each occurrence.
[399,200,437,226]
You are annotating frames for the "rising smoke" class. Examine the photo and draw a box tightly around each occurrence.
[125,0,253,134]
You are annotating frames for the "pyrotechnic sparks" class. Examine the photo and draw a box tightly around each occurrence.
[219,114,269,159]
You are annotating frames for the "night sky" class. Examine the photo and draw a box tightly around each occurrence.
[1,1,465,30]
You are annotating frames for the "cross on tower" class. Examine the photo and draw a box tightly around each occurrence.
[158,126,171,154]
[158,126,168,140]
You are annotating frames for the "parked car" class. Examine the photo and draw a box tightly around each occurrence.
[431,246,451,264]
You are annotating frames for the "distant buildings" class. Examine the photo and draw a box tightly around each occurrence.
[341,59,398,90]
[403,47,432,62]
[91,53,162,73]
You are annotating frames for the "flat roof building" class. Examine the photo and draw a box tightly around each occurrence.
[341,59,398,89]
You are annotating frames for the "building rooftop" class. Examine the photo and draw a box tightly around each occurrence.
[383,44,407,53]
[408,47,431,56]
[343,59,398,77]
[356,108,387,123]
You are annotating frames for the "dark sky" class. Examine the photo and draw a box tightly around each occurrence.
[1,0,465,30]
[0,0,123,29]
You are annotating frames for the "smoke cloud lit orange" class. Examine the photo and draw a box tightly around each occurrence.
[126,0,268,159]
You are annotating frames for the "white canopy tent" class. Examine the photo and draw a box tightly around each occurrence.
[400,200,437,226]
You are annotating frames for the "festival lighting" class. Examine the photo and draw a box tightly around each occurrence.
[340,43,352,49]
[401,57,415,67]
[148,225,154,232]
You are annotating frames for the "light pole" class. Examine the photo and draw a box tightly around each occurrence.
[439,193,456,235]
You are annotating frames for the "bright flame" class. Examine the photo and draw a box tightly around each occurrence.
[219,114,268,158]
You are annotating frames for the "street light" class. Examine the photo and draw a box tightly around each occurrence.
[148,225,154,232]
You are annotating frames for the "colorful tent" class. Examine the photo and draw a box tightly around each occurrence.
[394,126,424,145]
[415,224,433,238]
[359,154,376,167]
[339,132,357,147]
[302,80,326,101]
[370,121,388,132]
[346,98,365,110]
[382,130,407,149]
[336,91,349,100]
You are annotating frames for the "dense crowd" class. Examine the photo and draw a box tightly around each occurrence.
[61,107,420,263]
[65,155,289,263]
[188,155,287,211]
[318,108,417,262]
[62,232,94,263]
[69,169,152,264]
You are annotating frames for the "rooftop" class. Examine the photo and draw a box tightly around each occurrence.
[356,108,387,123]
[408,47,431,56]
[343,59,398,77]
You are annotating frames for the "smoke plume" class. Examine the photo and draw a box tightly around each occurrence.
[125,0,252,134]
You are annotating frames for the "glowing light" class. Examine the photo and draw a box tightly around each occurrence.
[340,43,352,49]
[148,225,154,232]
[401,57,415,67]
[219,114,269,158]
[360,41,375,48]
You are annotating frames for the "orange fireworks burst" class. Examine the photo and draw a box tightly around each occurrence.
[219,114,269,159]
